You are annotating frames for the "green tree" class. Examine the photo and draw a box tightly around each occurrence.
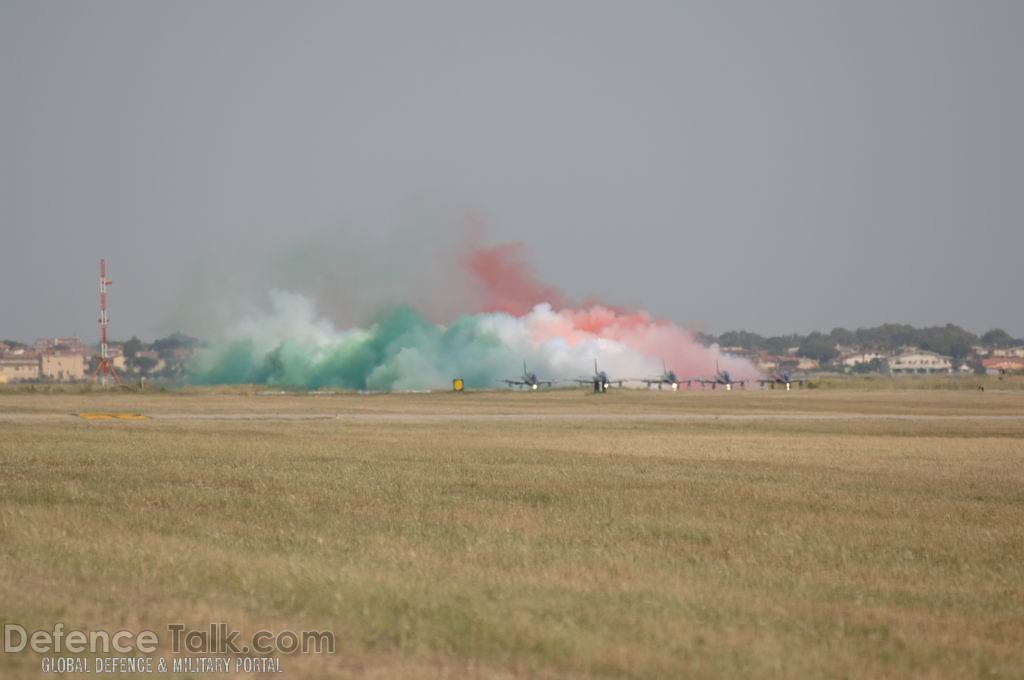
[850,358,883,374]
[828,327,857,347]
[763,335,802,356]
[152,333,200,359]
[981,328,1015,348]
[715,330,765,351]
[134,356,159,374]
[123,336,144,360]
[798,332,838,364]
[693,332,716,347]
[916,324,976,365]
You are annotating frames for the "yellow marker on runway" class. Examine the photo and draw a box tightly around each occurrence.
[77,412,149,420]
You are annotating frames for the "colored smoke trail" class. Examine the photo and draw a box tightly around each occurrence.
[462,240,569,315]
[189,237,758,389]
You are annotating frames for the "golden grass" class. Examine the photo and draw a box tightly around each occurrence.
[1,390,1023,678]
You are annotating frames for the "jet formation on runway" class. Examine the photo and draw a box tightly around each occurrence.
[501,359,808,392]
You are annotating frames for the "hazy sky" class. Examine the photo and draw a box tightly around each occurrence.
[2,1,1022,342]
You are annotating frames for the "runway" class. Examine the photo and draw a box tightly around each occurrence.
[1,412,1023,423]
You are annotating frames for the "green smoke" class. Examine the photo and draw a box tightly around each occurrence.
[189,301,515,390]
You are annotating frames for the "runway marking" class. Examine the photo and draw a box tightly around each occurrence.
[0,412,1021,423]
[155,413,1024,422]
[76,412,151,421]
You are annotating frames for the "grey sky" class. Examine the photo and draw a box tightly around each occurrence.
[2,1,1022,343]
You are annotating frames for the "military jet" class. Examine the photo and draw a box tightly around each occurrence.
[503,361,554,390]
[688,361,746,390]
[574,360,623,393]
[640,360,683,391]
[757,370,806,390]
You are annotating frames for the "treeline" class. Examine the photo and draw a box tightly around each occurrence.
[119,332,202,378]
[121,332,202,359]
[699,325,1022,364]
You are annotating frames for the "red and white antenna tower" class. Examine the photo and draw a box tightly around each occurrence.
[93,259,121,386]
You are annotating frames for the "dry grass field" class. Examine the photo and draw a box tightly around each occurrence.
[1,387,1023,678]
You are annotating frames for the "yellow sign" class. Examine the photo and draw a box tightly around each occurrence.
[452,378,465,393]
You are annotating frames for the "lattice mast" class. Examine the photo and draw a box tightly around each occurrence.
[93,259,121,386]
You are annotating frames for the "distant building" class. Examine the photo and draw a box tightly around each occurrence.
[755,355,803,372]
[34,337,88,354]
[0,358,41,383]
[841,352,888,367]
[2,347,37,359]
[104,344,128,371]
[992,346,1024,358]
[982,357,1024,376]
[882,351,953,375]
[40,353,86,381]
[795,357,820,371]
[132,350,166,374]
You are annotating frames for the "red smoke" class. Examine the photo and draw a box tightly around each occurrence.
[461,231,759,380]
[463,240,568,315]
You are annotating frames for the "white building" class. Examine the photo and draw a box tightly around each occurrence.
[0,358,40,383]
[841,352,888,367]
[795,357,820,371]
[40,353,86,381]
[882,351,953,375]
